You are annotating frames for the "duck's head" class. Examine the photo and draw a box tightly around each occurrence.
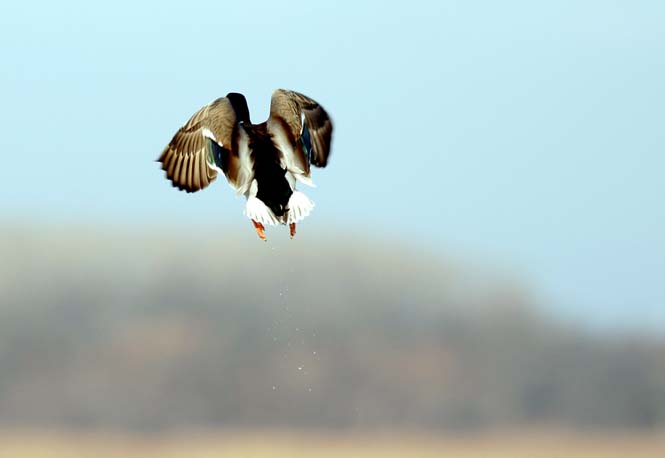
[226,92,251,124]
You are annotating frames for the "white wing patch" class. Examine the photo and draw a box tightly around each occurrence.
[207,162,224,175]
[202,128,225,175]
[295,175,315,187]
[202,128,220,144]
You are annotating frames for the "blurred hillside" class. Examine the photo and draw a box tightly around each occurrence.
[0,225,663,432]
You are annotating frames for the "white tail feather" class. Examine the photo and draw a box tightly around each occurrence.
[287,191,315,224]
[245,197,279,226]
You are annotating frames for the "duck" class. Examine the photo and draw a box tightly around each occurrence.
[157,89,333,240]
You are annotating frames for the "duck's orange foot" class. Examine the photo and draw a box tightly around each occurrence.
[289,222,296,239]
[252,220,267,241]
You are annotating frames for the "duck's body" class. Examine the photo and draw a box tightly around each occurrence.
[158,90,333,240]
[248,122,293,218]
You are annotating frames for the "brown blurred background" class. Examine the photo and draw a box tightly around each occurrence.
[0,225,664,456]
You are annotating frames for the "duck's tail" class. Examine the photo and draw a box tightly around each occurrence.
[245,196,280,226]
[286,191,315,224]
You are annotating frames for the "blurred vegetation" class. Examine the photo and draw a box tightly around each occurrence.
[0,225,664,432]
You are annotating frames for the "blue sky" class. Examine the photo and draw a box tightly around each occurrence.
[1,1,664,331]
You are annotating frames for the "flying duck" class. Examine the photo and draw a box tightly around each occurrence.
[157,89,333,240]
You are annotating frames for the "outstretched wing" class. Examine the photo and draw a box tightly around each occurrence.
[158,96,253,194]
[267,89,333,183]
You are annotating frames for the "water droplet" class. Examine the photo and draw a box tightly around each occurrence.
[298,366,303,371]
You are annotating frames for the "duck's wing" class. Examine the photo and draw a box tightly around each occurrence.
[158,96,254,194]
[267,89,333,184]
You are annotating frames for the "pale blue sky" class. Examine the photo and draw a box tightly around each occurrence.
[1,1,664,331]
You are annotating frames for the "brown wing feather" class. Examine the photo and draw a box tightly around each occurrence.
[157,97,246,193]
[268,89,333,172]
[158,131,215,193]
